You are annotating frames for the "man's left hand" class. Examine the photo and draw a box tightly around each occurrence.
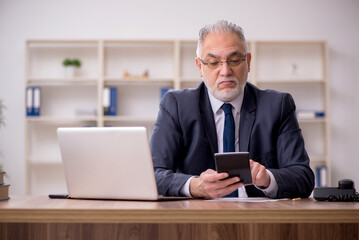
[250,159,270,188]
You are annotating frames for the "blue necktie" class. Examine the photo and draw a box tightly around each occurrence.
[221,103,238,197]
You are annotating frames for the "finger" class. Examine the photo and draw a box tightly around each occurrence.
[250,159,260,171]
[222,176,240,185]
[250,161,270,188]
[204,175,238,193]
[256,167,270,187]
[203,169,216,174]
[204,171,229,183]
[249,159,255,169]
[256,167,266,180]
[213,176,240,189]
[204,175,241,196]
[254,168,265,184]
[250,162,260,183]
[218,181,244,198]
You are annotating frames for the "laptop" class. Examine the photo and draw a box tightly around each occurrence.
[57,127,188,201]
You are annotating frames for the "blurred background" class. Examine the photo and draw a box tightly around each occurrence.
[0,0,358,195]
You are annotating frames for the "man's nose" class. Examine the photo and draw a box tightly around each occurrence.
[219,61,232,76]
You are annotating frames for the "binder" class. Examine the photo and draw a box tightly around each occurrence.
[103,87,110,116]
[316,166,328,187]
[26,87,33,116]
[109,87,117,116]
[33,87,41,116]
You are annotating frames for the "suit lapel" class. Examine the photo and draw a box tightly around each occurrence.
[199,83,218,154]
[239,84,256,152]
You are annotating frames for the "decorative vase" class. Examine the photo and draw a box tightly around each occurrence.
[64,66,77,78]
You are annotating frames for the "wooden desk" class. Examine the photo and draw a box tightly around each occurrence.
[0,196,358,240]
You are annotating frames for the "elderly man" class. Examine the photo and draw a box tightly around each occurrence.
[150,20,314,199]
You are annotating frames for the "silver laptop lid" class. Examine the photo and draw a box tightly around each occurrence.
[57,127,159,200]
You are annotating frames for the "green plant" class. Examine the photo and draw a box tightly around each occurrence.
[62,58,81,68]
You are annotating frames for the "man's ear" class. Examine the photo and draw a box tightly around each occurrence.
[195,58,203,77]
[247,53,252,72]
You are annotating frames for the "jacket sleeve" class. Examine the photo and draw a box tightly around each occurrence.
[150,93,192,196]
[269,93,315,198]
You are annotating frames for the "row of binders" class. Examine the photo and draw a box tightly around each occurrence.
[26,86,174,117]
[26,87,41,116]
[26,86,119,117]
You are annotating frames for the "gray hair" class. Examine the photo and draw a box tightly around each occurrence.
[196,20,248,57]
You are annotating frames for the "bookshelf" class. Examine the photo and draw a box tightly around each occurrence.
[249,41,331,187]
[25,39,330,194]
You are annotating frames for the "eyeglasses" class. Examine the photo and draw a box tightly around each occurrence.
[198,54,247,69]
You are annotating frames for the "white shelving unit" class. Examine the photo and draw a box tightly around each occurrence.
[249,41,331,186]
[25,39,330,194]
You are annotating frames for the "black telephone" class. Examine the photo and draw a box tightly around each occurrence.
[314,179,359,201]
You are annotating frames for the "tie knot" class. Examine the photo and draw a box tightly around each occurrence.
[221,103,232,114]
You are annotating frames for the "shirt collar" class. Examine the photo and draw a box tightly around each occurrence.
[207,88,244,115]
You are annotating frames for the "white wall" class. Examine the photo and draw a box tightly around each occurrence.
[0,0,358,194]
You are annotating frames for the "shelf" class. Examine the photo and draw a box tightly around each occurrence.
[27,78,98,85]
[28,40,98,46]
[26,116,98,123]
[28,157,62,165]
[254,42,324,81]
[104,77,173,85]
[103,116,156,123]
[298,118,327,124]
[180,78,202,83]
[104,39,174,45]
[309,155,327,163]
[256,79,325,84]
[104,41,174,80]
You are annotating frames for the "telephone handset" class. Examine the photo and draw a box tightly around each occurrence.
[314,179,359,201]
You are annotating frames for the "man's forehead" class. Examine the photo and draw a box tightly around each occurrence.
[201,32,246,56]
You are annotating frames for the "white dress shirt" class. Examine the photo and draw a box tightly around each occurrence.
[180,89,278,198]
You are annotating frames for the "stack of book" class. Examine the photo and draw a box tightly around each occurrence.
[0,172,10,200]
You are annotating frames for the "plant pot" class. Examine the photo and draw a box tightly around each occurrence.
[64,66,78,78]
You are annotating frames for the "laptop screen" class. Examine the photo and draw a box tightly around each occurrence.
[57,127,159,200]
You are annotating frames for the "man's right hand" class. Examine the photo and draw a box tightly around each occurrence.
[189,169,243,199]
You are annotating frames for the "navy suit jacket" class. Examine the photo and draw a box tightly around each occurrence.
[150,82,314,198]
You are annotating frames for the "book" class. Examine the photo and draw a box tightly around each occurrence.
[0,184,10,201]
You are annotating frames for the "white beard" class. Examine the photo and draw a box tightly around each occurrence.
[204,76,245,102]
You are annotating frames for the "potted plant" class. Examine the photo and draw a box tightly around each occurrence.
[62,58,81,77]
